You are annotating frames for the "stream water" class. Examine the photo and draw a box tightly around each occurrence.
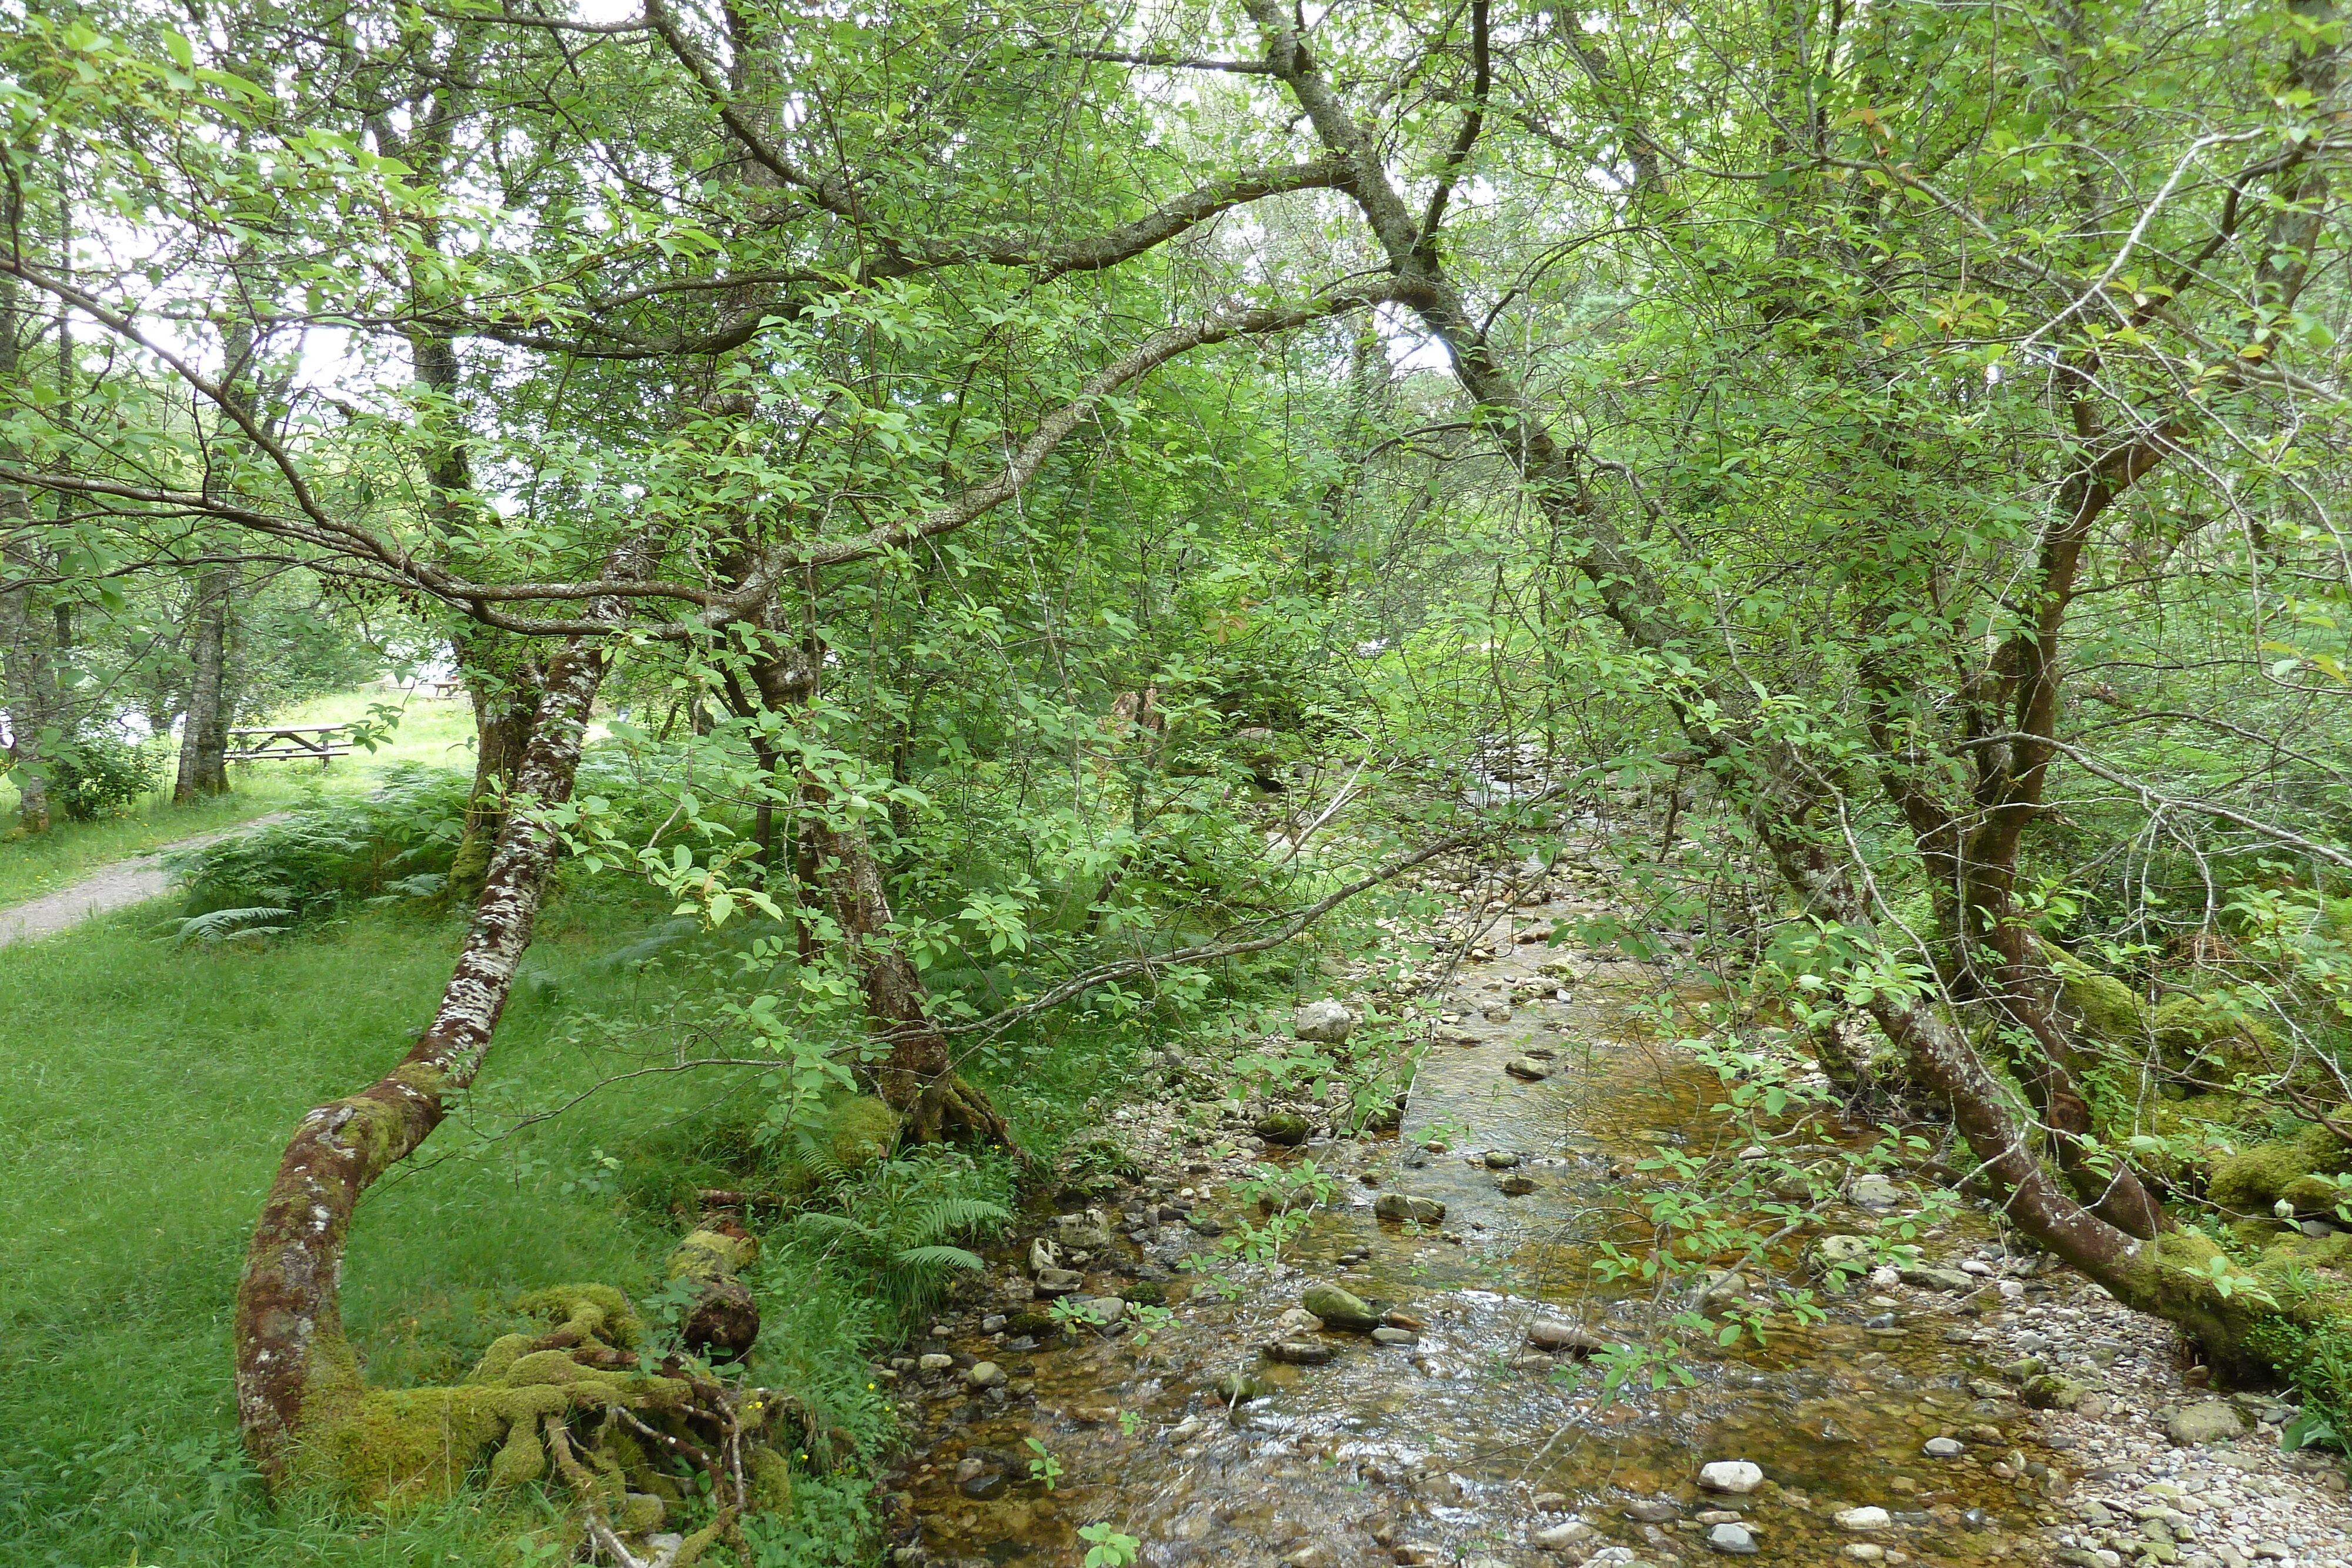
[883,884,2070,1568]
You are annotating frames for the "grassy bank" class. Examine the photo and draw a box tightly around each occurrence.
[0,691,482,908]
[0,895,674,1565]
[0,876,1136,1567]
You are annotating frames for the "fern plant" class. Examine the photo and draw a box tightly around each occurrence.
[169,764,469,917]
[166,907,295,947]
[777,1155,1013,1314]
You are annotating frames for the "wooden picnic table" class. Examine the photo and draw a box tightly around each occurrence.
[225,724,355,766]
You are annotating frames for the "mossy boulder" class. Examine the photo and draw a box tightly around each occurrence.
[2061,965,2147,1047]
[2151,996,2275,1078]
[816,1095,900,1169]
[2261,1227,2352,1271]
[1301,1283,1379,1332]
[669,1228,761,1360]
[2208,1121,2352,1215]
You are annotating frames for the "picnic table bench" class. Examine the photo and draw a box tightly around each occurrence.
[225,724,355,766]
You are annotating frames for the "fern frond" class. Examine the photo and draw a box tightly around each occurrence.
[168,907,295,948]
[890,1245,986,1275]
[898,1198,1014,1248]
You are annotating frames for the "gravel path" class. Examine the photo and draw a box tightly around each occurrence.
[0,814,288,948]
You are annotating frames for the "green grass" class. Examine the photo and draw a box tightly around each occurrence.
[0,691,483,908]
[0,892,739,1567]
[0,707,1184,1566]
[0,881,1103,1567]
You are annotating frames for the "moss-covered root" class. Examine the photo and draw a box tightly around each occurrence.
[2105,1226,2352,1411]
[547,1413,734,1568]
[904,1072,1031,1162]
[290,1285,681,1505]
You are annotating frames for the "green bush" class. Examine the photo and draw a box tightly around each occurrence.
[171,764,469,915]
[50,731,161,821]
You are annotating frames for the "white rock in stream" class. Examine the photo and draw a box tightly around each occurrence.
[1834,1505,1892,1531]
[1699,1460,1764,1494]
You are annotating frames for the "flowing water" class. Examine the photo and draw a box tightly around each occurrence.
[886,885,2067,1568]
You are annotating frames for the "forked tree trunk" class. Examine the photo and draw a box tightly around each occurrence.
[448,632,547,888]
[173,568,233,801]
[233,631,611,1484]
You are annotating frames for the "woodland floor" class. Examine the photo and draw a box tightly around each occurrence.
[6,781,2352,1568]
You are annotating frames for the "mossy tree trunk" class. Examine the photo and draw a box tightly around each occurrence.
[233,628,613,1485]
[449,628,548,887]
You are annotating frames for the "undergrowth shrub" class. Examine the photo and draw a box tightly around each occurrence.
[171,764,469,915]
[51,730,161,820]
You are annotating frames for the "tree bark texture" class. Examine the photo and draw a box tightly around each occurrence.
[233,630,612,1484]
[173,568,234,801]
[0,532,53,833]
[0,262,54,833]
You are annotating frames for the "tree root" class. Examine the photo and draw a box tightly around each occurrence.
[293,1269,804,1557]
[904,1071,1031,1164]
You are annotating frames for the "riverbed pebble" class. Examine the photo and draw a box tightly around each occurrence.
[1707,1520,1759,1554]
[1699,1460,1763,1494]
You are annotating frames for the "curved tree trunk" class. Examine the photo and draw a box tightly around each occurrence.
[233,630,611,1485]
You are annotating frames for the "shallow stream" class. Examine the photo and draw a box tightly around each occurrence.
[884,887,2073,1568]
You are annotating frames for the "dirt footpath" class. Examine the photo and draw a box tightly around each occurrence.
[0,815,288,948]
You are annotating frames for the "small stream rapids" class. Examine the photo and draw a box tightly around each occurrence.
[883,881,2069,1568]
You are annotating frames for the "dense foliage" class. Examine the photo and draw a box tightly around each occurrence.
[5,0,2352,1561]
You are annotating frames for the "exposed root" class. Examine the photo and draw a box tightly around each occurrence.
[293,1257,806,1556]
[904,1071,1032,1164]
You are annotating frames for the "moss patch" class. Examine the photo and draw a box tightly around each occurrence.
[2209,1122,2352,1215]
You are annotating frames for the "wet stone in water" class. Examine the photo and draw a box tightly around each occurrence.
[1699,1459,1764,1494]
[1497,1172,1538,1195]
[1504,1055,1552,1080]
[1925,1436,1966,1457]
[1707,1521,1759,1554]
[1255,1111,1312,1145]
[1300,1282,1379,1332]
[1264,1338,1335,1365]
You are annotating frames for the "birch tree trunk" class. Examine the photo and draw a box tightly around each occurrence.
[232,628,613,1483]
